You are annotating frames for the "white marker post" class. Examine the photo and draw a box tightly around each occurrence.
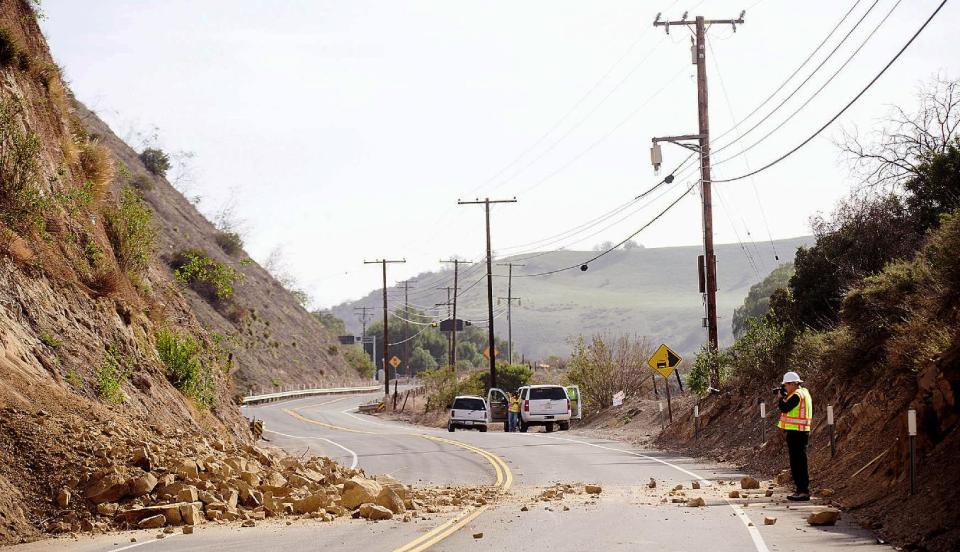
[760,401,766,442]
[694,404,700,440]
[659,401,664,430]
[827,405,836,457]
[908,408,917,495]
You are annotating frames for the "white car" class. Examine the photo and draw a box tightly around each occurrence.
[487,384,581,432]
[447,395,488,432]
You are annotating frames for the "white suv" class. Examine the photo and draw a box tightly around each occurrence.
[487,384,581,432]
[447,395,488,432]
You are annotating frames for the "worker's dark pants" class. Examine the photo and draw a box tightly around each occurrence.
[785,430,810,493]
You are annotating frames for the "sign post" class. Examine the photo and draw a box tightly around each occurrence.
[827,405,836,457]
[647,344,683,423]
[760,401,766,442]
[694,404,700,439]
[908,408,917,496]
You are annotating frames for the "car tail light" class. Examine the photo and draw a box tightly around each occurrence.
[523,400,529,412]
[566,399,570,412]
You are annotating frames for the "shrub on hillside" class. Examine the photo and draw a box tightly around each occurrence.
[214,230,243,256]
[155,328,215,408]
[465,363,532,394]
[420,367,458,412]
[566,334,651,413]
[343,346,374,379]
[140,148,171,177]
[172,249,243,301]
[95,348,130,404]
[0,98,44,232]
[78,140,114,200]
[686,345,731,395]
[728,318,789,385]
[132,173,154,191]
[105,186,156,277]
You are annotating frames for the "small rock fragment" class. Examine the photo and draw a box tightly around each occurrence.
[691,481,701,489]
[647,478,656,489]
[473,532,483,539]
[138,515,166,529]
[740,477,760,490]
[585,484,602,495]
[56,488,71,508]
[687,497,705,507]
[764,516,777,525]
[241,520,256,528]
[728,490,740,499]
[808,508,841,526]
[183,525,194,534]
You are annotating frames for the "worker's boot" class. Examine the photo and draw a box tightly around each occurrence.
[786,492,810,501]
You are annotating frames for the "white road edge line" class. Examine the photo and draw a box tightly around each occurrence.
[340,408,402,428]
[262,429,359,469]
[110,533,179,551]
[527,433,771,552]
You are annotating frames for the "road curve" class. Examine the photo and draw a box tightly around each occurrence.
[13,392,890,552]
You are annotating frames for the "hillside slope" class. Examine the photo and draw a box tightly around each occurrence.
[74,103,362,393]
[333,237,812,360]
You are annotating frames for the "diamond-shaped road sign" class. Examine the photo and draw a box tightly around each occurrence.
[647,344,682,379]
[483,347,499,360]
[389,355,401,368]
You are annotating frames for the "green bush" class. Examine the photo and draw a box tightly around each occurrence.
[139,148,171,177]
[214,230,243,256]
[465,362,532,394]
[0,98,45,232]
[155,328,215,408]
[420,367,458,411]
[343,345,374,378]
[105,186,156,276]
[40,332,61,348]
[132,173,154,191]
[172,249,243,301]
[95,348,129,404]
[65,369,83,389]
[728,318,789,385]
[686,345,731,395]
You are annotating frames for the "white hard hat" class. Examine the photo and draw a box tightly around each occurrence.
[782,371,802,384]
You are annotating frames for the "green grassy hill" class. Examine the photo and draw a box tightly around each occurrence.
[332,236,812,361]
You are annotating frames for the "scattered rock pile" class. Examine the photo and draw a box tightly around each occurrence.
[41,422,497,536]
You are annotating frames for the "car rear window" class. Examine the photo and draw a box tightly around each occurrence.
[453,398,485,410]
[529,387,567,400]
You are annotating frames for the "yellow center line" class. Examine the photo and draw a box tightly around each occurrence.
[281,407,512,551]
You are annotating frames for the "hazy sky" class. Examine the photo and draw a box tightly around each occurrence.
[41,0,960,308]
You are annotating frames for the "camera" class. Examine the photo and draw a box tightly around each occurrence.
[772,385,786,397]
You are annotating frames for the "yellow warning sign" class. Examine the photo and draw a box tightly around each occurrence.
[647,344,682,379]
[483,347,499,360]
[389,355,401,368]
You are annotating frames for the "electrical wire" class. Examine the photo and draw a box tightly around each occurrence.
[712,0,904,167]
[711,0,949,184]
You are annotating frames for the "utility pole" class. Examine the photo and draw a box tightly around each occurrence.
[440,259,468,372]
[398,280,414,378]
[496,262,524,364]
[652,11,744,389]
[364,259,405,395]
[458,198,516,389]
[353,306,376,365]
[436,286,456,369]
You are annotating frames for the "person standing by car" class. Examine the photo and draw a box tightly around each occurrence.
[507,392,520,432]
[776,371,812,501]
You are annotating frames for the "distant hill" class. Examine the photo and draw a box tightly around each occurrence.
[332,237,813,361]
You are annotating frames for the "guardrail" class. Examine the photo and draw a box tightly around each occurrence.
[242,385,381,405]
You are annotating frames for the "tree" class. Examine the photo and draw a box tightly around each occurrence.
[732,263,794,337]
[623,240,644,250]
[409,346,437,372]
[139,148,170,177]
[312,311,346,335]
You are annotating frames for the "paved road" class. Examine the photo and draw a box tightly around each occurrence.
[17,392,890,552]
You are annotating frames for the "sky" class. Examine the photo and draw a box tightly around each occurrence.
[40,0,960,309]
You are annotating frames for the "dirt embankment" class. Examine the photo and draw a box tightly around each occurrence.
[655,347,960,552]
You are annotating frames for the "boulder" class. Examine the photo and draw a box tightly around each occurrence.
[764,516,777,525]
[376,488,406,514]
[85,470,130,504]
[56,487,71,508]
[687,497,705,507]
[176,461,200,480]
[340,478,383,509]
[182,525,194,535]
[728,490,740,499]
[130,473,158,498]
[740,477,760,490]
[96,503,119,516]
[179,504,202,526]
[294,493,331,514]
[808,508,841,526]
[585,484,602,494]
[358,503,393,521]
[177,487,199,503]
[374,475,411,500]
[138,515,166,529]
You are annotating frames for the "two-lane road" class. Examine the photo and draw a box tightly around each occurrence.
[15,392,890,552]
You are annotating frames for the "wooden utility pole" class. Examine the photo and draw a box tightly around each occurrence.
[458,198,516,389]
[496,262,524,364]
[436,286,455,368]
[653,11,743,389]
[353,306,375,337]
[441,259,468,372]
[364,259,405,395]
[400,280,413,378]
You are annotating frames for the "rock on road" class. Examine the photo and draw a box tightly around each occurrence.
[13,392,890,552]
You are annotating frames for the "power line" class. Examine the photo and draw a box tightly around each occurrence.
[711,0,949,184]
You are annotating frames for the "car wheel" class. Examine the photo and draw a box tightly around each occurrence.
[545,422,555,433]
[448,424,455,432]
[559,421,570,431]
[503,422,510,432]
[479,426,488,432]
